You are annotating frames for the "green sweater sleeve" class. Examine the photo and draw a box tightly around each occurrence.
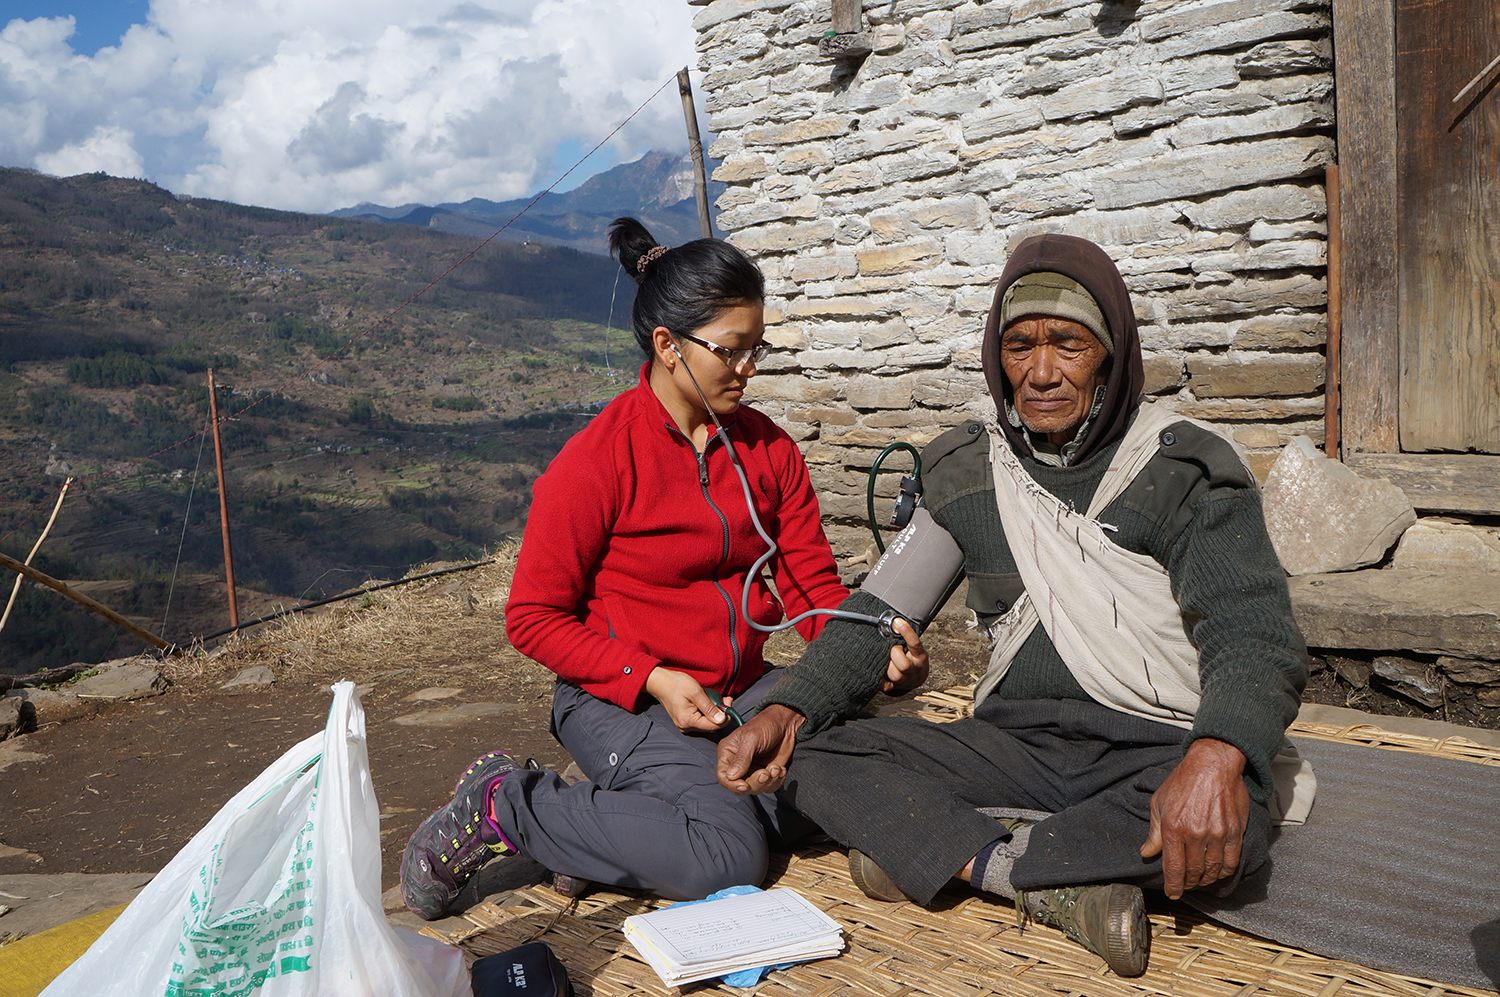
[1162,485,1307,800]
[763,590,896,739]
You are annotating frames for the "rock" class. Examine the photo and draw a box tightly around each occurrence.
[69,663,169,702]
[402,686,463,703]
[1262,437,1416,575]
[1327,656,1373,689]
[1392,521,1500,572]
[1188,353,1325,398]
[1090,136,1333,210]
[220,665,276,690]
[3,688,92,725]
[1371,656,1445,709]
[0,696,25,741]
[1289,569,1500,659]
[1436,655,1500,689]
[0,841,42,864]
[391,702,519,728]
[1181,185,1325,230]
[856,240,942,276]
[0,738,47,774]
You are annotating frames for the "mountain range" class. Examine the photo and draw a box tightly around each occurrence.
[331,150,723,255]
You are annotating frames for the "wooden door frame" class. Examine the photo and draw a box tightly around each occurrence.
[1331,0,1399,456]
[1329,0,1500,514]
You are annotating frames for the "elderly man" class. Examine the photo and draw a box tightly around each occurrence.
[717,233,1312,977]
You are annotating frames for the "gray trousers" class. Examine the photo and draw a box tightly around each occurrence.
[782,696,1272,905]
[490,668,813,900]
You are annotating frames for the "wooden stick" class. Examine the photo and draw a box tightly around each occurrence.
[677,68,713,240]
[0,550,169,650]
[1324,164,1342,459]
[1451,50,1500,105]
[1,662,93,693]
[208,369,239,630]
[0,477,73,634]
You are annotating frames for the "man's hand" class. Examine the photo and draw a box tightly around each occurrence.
[1140,737,1250,899]
[716,704,805,795]
[645,667,728,734]
[881,617,929,695]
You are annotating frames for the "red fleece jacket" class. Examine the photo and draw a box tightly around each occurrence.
[504,364,849,710]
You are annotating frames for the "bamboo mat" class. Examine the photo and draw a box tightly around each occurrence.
[425,690,1500,997]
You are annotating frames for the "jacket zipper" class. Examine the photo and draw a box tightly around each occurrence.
[677,426,741,695]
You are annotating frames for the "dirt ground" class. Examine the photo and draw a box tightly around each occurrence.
[0,558,977,894]
[2,551,1481,904]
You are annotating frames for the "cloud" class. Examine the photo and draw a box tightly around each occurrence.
[35,124,147,178]
[0,0,697,212]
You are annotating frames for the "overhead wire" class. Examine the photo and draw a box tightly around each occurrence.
[159,413,211,635]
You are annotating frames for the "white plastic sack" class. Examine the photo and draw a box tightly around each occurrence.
[42,681,469,997]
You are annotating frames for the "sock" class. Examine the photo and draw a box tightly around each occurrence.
[483,774,520,854]
[972,822,1032,901]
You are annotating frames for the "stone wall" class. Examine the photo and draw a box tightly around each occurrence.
[693,0,1335,560]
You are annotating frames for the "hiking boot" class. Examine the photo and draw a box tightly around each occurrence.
[400,751,521,920]
[1018,883,1149,977]
[848,850,910,903]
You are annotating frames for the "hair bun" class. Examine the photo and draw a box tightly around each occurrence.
[636,245,669,275]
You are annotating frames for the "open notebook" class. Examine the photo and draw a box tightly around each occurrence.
[622,887,845,987]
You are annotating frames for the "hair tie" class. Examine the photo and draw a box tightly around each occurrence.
[637,245,669,274]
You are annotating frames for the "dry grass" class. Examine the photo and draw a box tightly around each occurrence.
[160,543,555,699]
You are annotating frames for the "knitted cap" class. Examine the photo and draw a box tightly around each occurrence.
[999,271,1112,355]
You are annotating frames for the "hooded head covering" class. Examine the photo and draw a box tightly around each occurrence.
[981,233,1145,466]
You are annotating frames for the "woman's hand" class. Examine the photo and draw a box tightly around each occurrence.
[881,617,929,695]
[645,667,731,733]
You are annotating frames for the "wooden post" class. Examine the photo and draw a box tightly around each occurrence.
[1331,0,1399,453]
[1324,164,1342,459]
[677,68,713,240]
[0,550,169,650]
[831,0,862,33]
[820,0,872,59]
[207,369,239,630]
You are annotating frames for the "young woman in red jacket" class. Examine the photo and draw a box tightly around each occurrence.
[400,218,928,917]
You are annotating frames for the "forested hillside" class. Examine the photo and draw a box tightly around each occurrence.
[0,168,640,671]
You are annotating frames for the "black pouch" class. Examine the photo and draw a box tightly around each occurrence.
[471,941,574,997]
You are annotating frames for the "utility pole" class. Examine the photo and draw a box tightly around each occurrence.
[677,67,714,240]
[207,369,239,630]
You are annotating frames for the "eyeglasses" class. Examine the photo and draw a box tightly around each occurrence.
[674,331,771,371]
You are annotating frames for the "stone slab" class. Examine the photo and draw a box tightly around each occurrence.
[69,664,169,702]
[0,738,47,774]
[220,665,276,691]
[0,872,152,942]
[390,702,520,728]
[0,696,23,742]
[1289,569,1500,659]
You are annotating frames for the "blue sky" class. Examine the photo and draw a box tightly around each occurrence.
[5,0,149,54]
[0,1,701,211]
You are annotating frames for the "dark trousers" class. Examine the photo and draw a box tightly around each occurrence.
[783,697,1271,905]
[490,668,813,900]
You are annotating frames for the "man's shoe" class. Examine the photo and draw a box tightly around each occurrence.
[1017,883,1150,977]
[848,849,910,903]
[400,751,521,920]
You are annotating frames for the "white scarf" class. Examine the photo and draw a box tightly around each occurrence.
[976,402,1315,824]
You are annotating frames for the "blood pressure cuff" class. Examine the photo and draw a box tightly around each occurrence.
[471,941,574,997]
[860,506,965,631]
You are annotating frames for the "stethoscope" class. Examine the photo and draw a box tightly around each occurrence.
[669,339,909,645]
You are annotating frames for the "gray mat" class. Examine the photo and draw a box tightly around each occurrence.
[1187,737,1500,991]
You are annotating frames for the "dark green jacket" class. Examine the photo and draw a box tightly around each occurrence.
[766,415,1307,802]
